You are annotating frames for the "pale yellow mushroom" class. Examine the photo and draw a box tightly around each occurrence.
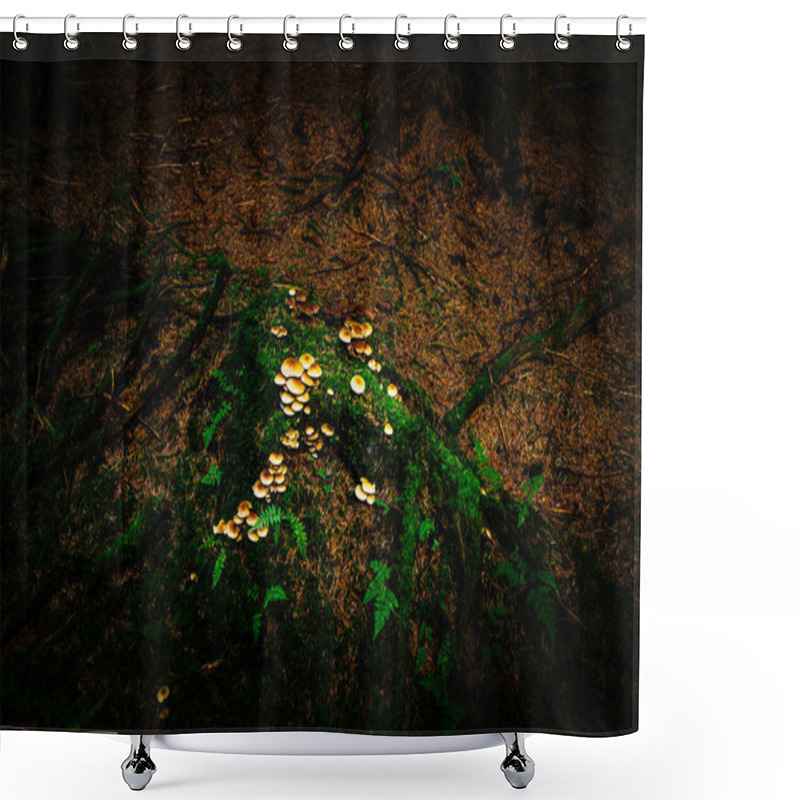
[350,375,366,395]
[253,481,268,499]
[387,383,398,398]
[299,353,315,370]
[321,423,334,437]
[281,357,304,379]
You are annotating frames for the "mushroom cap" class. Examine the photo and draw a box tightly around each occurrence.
[303,406,311,415]
[257,526,269,539]
[246,512,259,526]
[297,392,310,404]
[261,473,275,487]
[362,322,373,337]
[286,377,306,396]
[360,478,376,495]
[281,358,304,379]
[352,339,367,355]
[233,515,245,525]
[238,501,252,516]
[269,452,284,466]
[247,529,260,543]
[321,423,334,437]
[282,406,296,417]
[349,321,366,339]
[354,485,367,502]
[387,383,398,398]
[366,495,375,506]
[363,344,373,357]
[301,373,315,387]
[275,484,287,493]
[296,290,307,303]
[339,327,353,343]
[350,375,366,395]
[213,519,227,534]
[368,358,381,372]
[157,686,170,704]
[290,401,304,413]
[299,353,315,370]
[307,363,323,380]
[225,521,239,537]
[274,474,286,486]
[253,481,268,498]
[327,388,335,396]
[384,422,394,436]
[305,426,316,437]
[274,374,287,386]
[288,287,297,297]
[280,391,295,405]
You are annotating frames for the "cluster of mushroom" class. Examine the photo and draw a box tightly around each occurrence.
[286,287,320,318]
[275,354,323,417]
[281,424,334,459]
[253,452,289,502]
[339,319,374,359]
[213,500,269,543]
[270,324,287,338]
[354,477,377,505]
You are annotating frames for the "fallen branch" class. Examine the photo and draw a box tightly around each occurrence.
[443,276,635,435]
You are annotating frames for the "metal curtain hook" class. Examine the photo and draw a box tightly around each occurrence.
[394,15,410,50]
[122,14,138,51]
[283,15,298,51]
[12,14,29,51]
[227,15,242,51]
[444,14,460,51]
[176,14,191,50]
[500,14,516,50]
[554,14,570,51]
[616,14,632,51]
[64,13,79,51]
[339,14,355,50]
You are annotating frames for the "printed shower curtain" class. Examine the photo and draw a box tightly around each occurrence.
[0,31,643,736]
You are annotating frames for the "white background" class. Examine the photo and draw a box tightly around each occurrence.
[2,1,799,798]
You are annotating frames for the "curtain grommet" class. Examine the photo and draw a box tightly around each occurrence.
[339,14,355,51]
[227,15,242,52]
[176,13,192,51]
[554,14,570,51]
[500,14,516,50]
[283,15,299,51]
[394,15,410,51]
[12,14,29,51]
[444,14,460,51]
[122,14,138,51]
[616,15,632,51]
[63,13,80,51]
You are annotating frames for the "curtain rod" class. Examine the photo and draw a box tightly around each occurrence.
[1,16,646,37]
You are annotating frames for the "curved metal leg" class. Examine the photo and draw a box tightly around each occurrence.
[121,735,157,791]
[500,733,535,789]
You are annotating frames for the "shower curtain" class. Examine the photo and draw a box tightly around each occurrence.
[0,30,643,737]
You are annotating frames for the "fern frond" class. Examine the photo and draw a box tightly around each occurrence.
[211,548,227,589]
[263,585,288,608]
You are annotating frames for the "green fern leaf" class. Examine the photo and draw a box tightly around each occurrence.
[263,585,288,608]
[252,611,262,643]
[211,548,227,589]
